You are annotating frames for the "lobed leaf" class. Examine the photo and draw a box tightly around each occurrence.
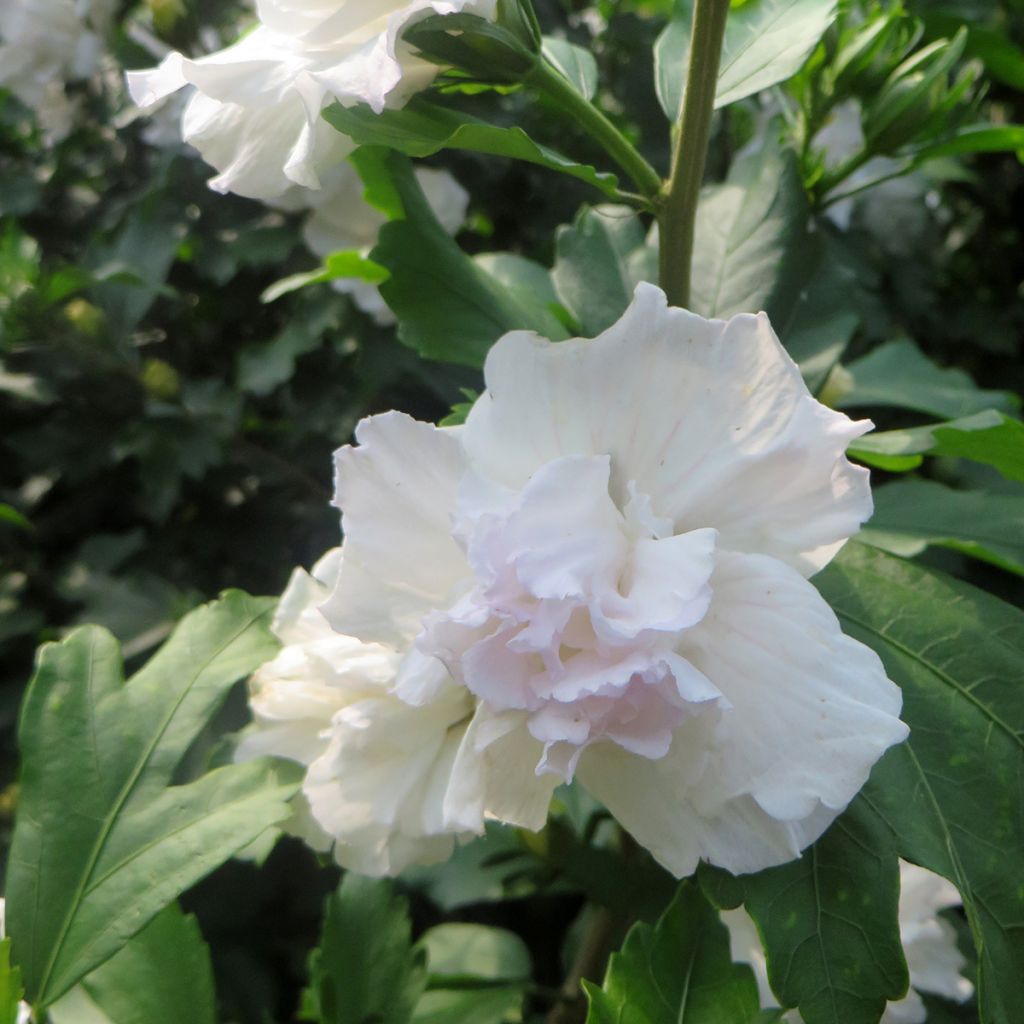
[48,904,216,1024]
[310,875,427,1024]
[6,592,297,1008]
[584,881,762,1023]
[816,544,1024,1024]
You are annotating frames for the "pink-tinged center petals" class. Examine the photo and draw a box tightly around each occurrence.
[417,453,724,779]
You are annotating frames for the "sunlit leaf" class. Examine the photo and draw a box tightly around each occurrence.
[6,592,297,1008]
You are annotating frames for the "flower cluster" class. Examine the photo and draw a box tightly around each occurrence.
[127,0,497,198]
[725,861,973,1023]
[244,283,908,879]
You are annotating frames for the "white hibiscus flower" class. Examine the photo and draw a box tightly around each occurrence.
[234,548,474,876]
[321,282,909,878]
[724,860,973,1022]
[126,0,498,198]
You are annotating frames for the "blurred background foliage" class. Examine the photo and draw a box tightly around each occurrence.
[1,0,1023,1020]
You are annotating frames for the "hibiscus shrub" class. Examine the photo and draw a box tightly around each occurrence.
[1,0,1023,1023]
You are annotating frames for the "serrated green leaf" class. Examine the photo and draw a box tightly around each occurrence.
[324,99,619,198]
[552,205,656,337]
[584,882,761,1023]
[655,0,838,119]
[816,544,1024,1024]
[6,592,298,1008]
[859,478,1024,577]
[312,875,427,1024]
[690,141,808,321]
[366,152,568,366]
[700,800,907,1024]
[48,904,215,1024]
[850,411,1024,482]
[836,339,1020,420]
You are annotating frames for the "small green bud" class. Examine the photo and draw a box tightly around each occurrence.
[64,298,104,336]
[140,358,182,400]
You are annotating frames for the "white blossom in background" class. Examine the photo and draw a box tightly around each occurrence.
[0,0,114,142]
[234,548,474,876]
[126,0,498,198]
[321,282,909,878]
[724,860,973,1023]
[275,161,468,322]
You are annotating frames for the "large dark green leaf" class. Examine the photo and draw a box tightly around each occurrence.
[6,592,297,1009]
[584,882,763,1023]
[700,801,907,1024]
[690,142,808,321]
[365,151,568,366]
[849,410,1024,480]
[310,875,427,1024]
[48,904,215,1024]
[836,340,1020,419]
[860,478,1024,577]
[552,205,656,337]
[324,100,619,198]
[654,0,838,119]
[816,544,1024,1024]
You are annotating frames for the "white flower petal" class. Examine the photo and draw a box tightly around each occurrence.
[684,551,907,824]
[579,551,906,877]
[463,283,872,576]
[444,706,560,833]
[323,411,469,646]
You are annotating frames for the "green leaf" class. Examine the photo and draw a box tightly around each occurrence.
[700,800,907,1024]
[655,0,839,120]
[816,544,1024,1024]
[836,339,1020,419]
[541,37,599,99]
[0,504,32,531]
[414,924,530,1024]
[261,250,390,304]
[859,478,1024,577]
[583,881,761,1024]
[850,410,1024,481]
[690,141,808,320]
[910,123,1024,163]
[324,99,620,198]
[311,875,427,1024]
[0,941,23,1024]
[474,252,569,330]
[367,151,568,366]
[552,205,656,337]
[6,592,298,1008]
[48,904,215,1024]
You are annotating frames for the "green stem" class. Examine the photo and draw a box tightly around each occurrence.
[527,58,663,201]
[658,0,731,307]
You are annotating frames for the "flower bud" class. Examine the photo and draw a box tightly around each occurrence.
[862,28,969,154]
